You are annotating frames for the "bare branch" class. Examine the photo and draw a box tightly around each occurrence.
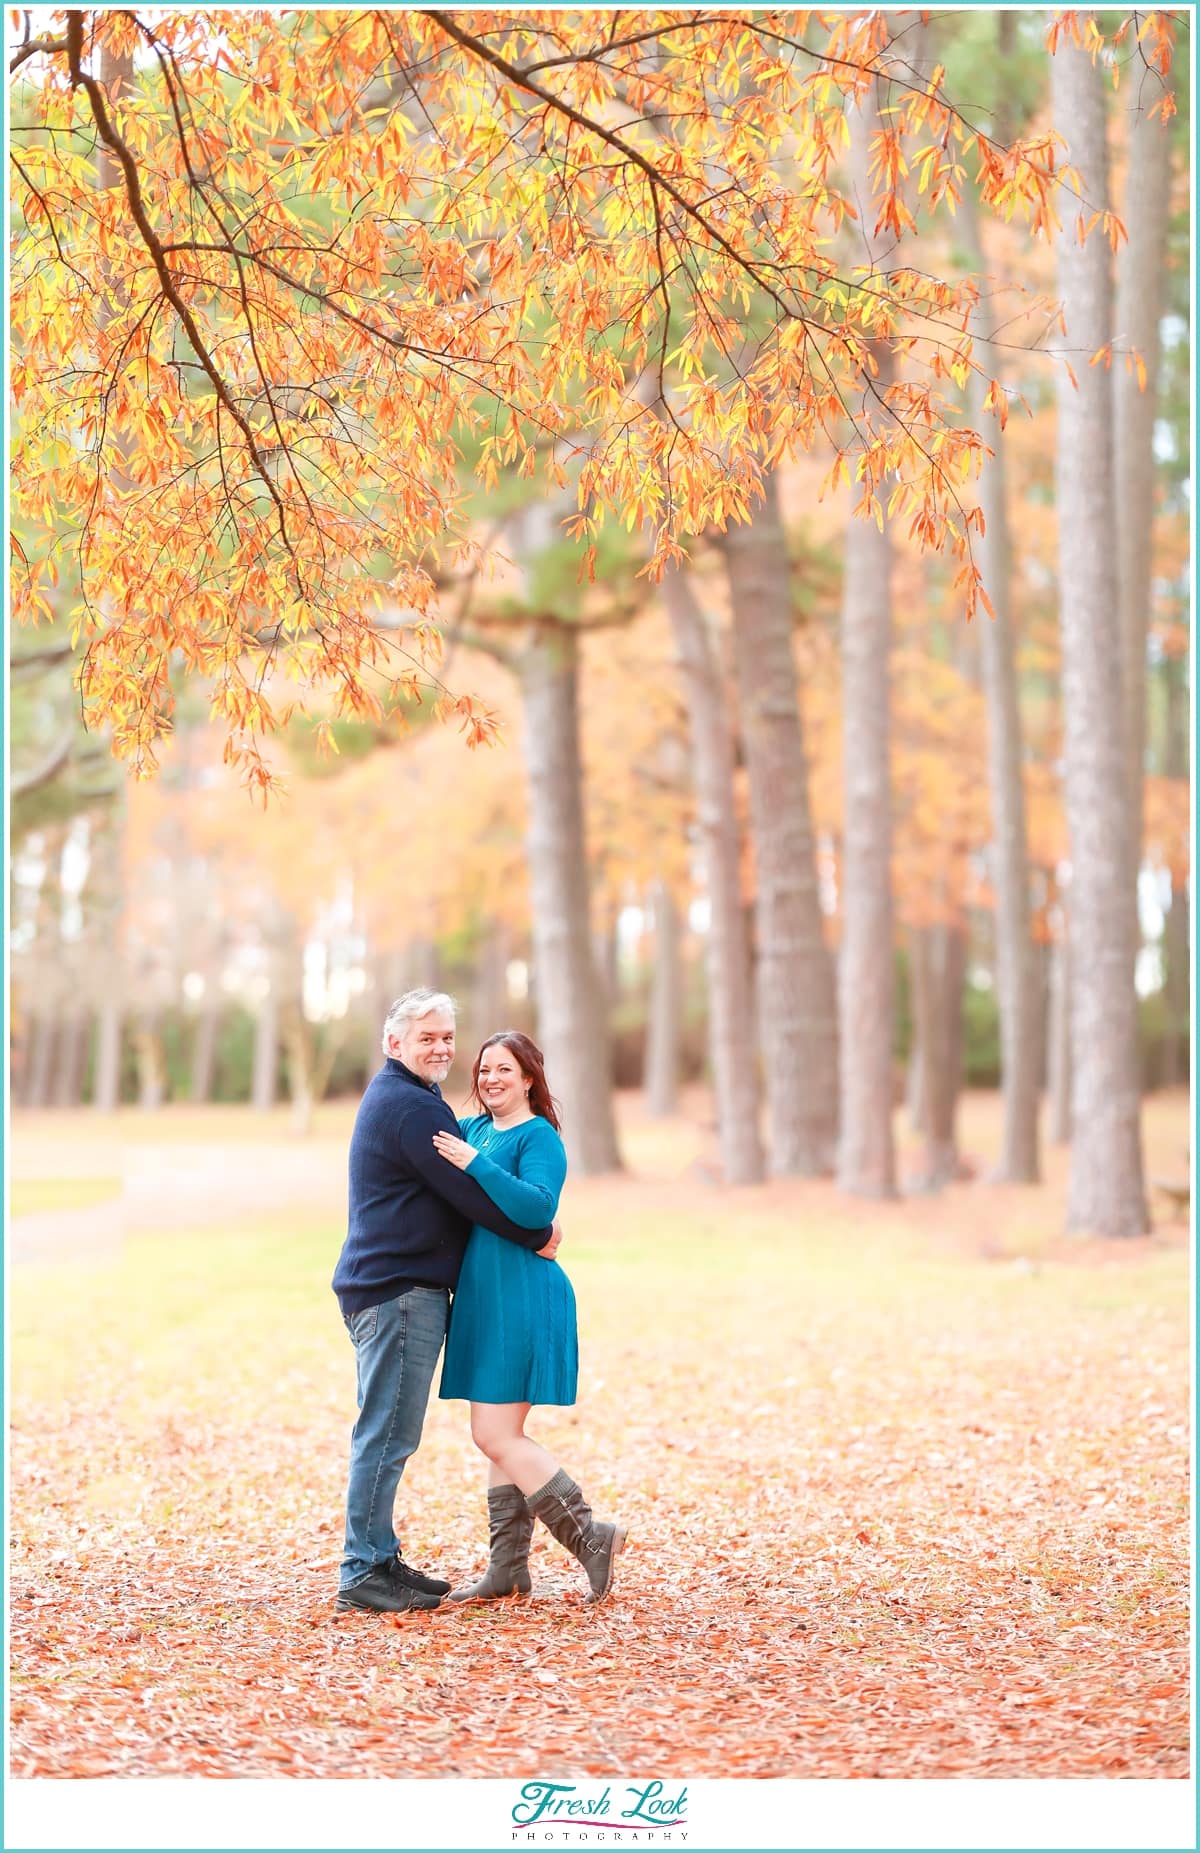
[12,738,72,799]
[11,643,75,679]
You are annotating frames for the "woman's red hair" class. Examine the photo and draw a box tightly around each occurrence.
[470,1031,562,1132]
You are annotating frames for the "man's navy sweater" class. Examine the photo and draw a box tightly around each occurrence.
[332,1058,553,1317]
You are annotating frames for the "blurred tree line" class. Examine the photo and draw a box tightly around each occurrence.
[9,11,1190,1237]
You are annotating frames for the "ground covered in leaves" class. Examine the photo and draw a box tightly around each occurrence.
[9,1094,1191,1779]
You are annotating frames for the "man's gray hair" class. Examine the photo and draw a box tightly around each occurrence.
[381,988,458,1056]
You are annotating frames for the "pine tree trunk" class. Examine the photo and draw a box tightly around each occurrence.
[909,924,967,1189]
[838,480,898,1197]
[963,198,1042,1184]
[363,948,403,1082]
[472,922,511,1046]
[252,989,280,1112]
[26,1014,57,1109]
[283,998,315,1138]
[1047,934,1072,1146]
[93,1001,123,1112]
[409,938,440,990]
[519,624,622,1175]
[135,1011,166,1111]
[907,930,931,1141]
[1114,94,1172,883]
[905,1034,924,1131]
[364,983,385,1083]
[1161,656,1190,1087]
[190,1005,220,1103]
[723,471,838,1174]
[1035,940,1053,1093]
[592,909,621,1013]
[838,78,898,1200]
[1162,878,1189,1089]
[53,1013,88,1108]
[659,562,765,1184]
[313,1019,348,1105]
[644,880,683,1118]
[1053,42,1148,1237]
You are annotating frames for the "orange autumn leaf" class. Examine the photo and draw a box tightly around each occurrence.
[10,6,1127,780]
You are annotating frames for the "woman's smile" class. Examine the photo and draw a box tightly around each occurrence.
[478,1053,529,1122]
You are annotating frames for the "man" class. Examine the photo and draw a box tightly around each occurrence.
[331,988,558,1614]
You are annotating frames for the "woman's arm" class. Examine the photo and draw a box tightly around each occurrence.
[432,1123,566,1228]
[399,1109,552,1251]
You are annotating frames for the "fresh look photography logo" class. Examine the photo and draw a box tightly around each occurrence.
[511,1781,689,1842]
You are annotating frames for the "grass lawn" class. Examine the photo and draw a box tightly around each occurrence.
[9,1176,121,1219]
[7,1093,1191,1779]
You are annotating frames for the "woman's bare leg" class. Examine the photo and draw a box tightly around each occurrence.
[471,1402,559,1496]
[471,1403,625,1603]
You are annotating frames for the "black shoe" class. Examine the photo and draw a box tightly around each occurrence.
[335,1566,442,1614]
[391,1554,451,1598]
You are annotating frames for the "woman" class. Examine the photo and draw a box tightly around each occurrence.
[432,1030,625,1603]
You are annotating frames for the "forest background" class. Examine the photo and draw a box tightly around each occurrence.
[9,7,1191,1227]
[6,2,1193,1803]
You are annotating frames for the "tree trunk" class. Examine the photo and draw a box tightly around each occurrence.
[723,471,839,1174]
[1047,934,1072,1146]
[659,562,765,1184]
[943,931,967,1145]
[644,880,683,1118]
[189,1004,220,1103]
[134,1011,166,1111]
[1114,93,1172,885]
[837,75,898,1200]
[592,908,621,1013]
[363,948,404,1082]
[313,1018,349,1107]
[93,1001,123,1112]
[409,938,440,990]
[908,924,968,1189]
[1053,44,1148,1236]
[283,998,315,1138]
[905,1032,924,1132]
[26,1014,57,1109]
[472,921,511,1044]
[519,624,622,1175]
[1162,878,1189,1089]
[252,989,281,1112]
[963,195,1042,1184]
[1161,655,1190,1088]
[53,1013,88,1108]
[837,464,897,1198]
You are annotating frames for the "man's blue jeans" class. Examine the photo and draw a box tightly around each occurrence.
[339,1286,450,1591]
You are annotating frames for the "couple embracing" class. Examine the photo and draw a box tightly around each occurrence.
[331,988,625,1614]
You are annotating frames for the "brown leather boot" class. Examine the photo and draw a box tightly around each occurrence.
[526,1470,626,1602]
[448,1484,534,1601]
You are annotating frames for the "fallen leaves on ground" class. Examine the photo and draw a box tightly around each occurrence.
[8,1097,1190,1779]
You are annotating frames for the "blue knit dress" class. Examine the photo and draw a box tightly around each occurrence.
[439,1113,578,1406]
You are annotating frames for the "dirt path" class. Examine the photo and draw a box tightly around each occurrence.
[9,1128,348,1265]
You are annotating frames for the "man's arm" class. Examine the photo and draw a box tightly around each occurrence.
[398,1109,552,1251]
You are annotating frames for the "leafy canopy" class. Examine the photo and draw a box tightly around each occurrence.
[9,7,1176,790]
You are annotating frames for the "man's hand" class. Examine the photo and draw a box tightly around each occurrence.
[537,1218,562,1261]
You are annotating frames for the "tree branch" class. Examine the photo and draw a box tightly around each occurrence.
[64,10,299,572]
[11,643,75,679]
[419,10,816,333]
[12,738,72,799]
[9,35,70,75]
